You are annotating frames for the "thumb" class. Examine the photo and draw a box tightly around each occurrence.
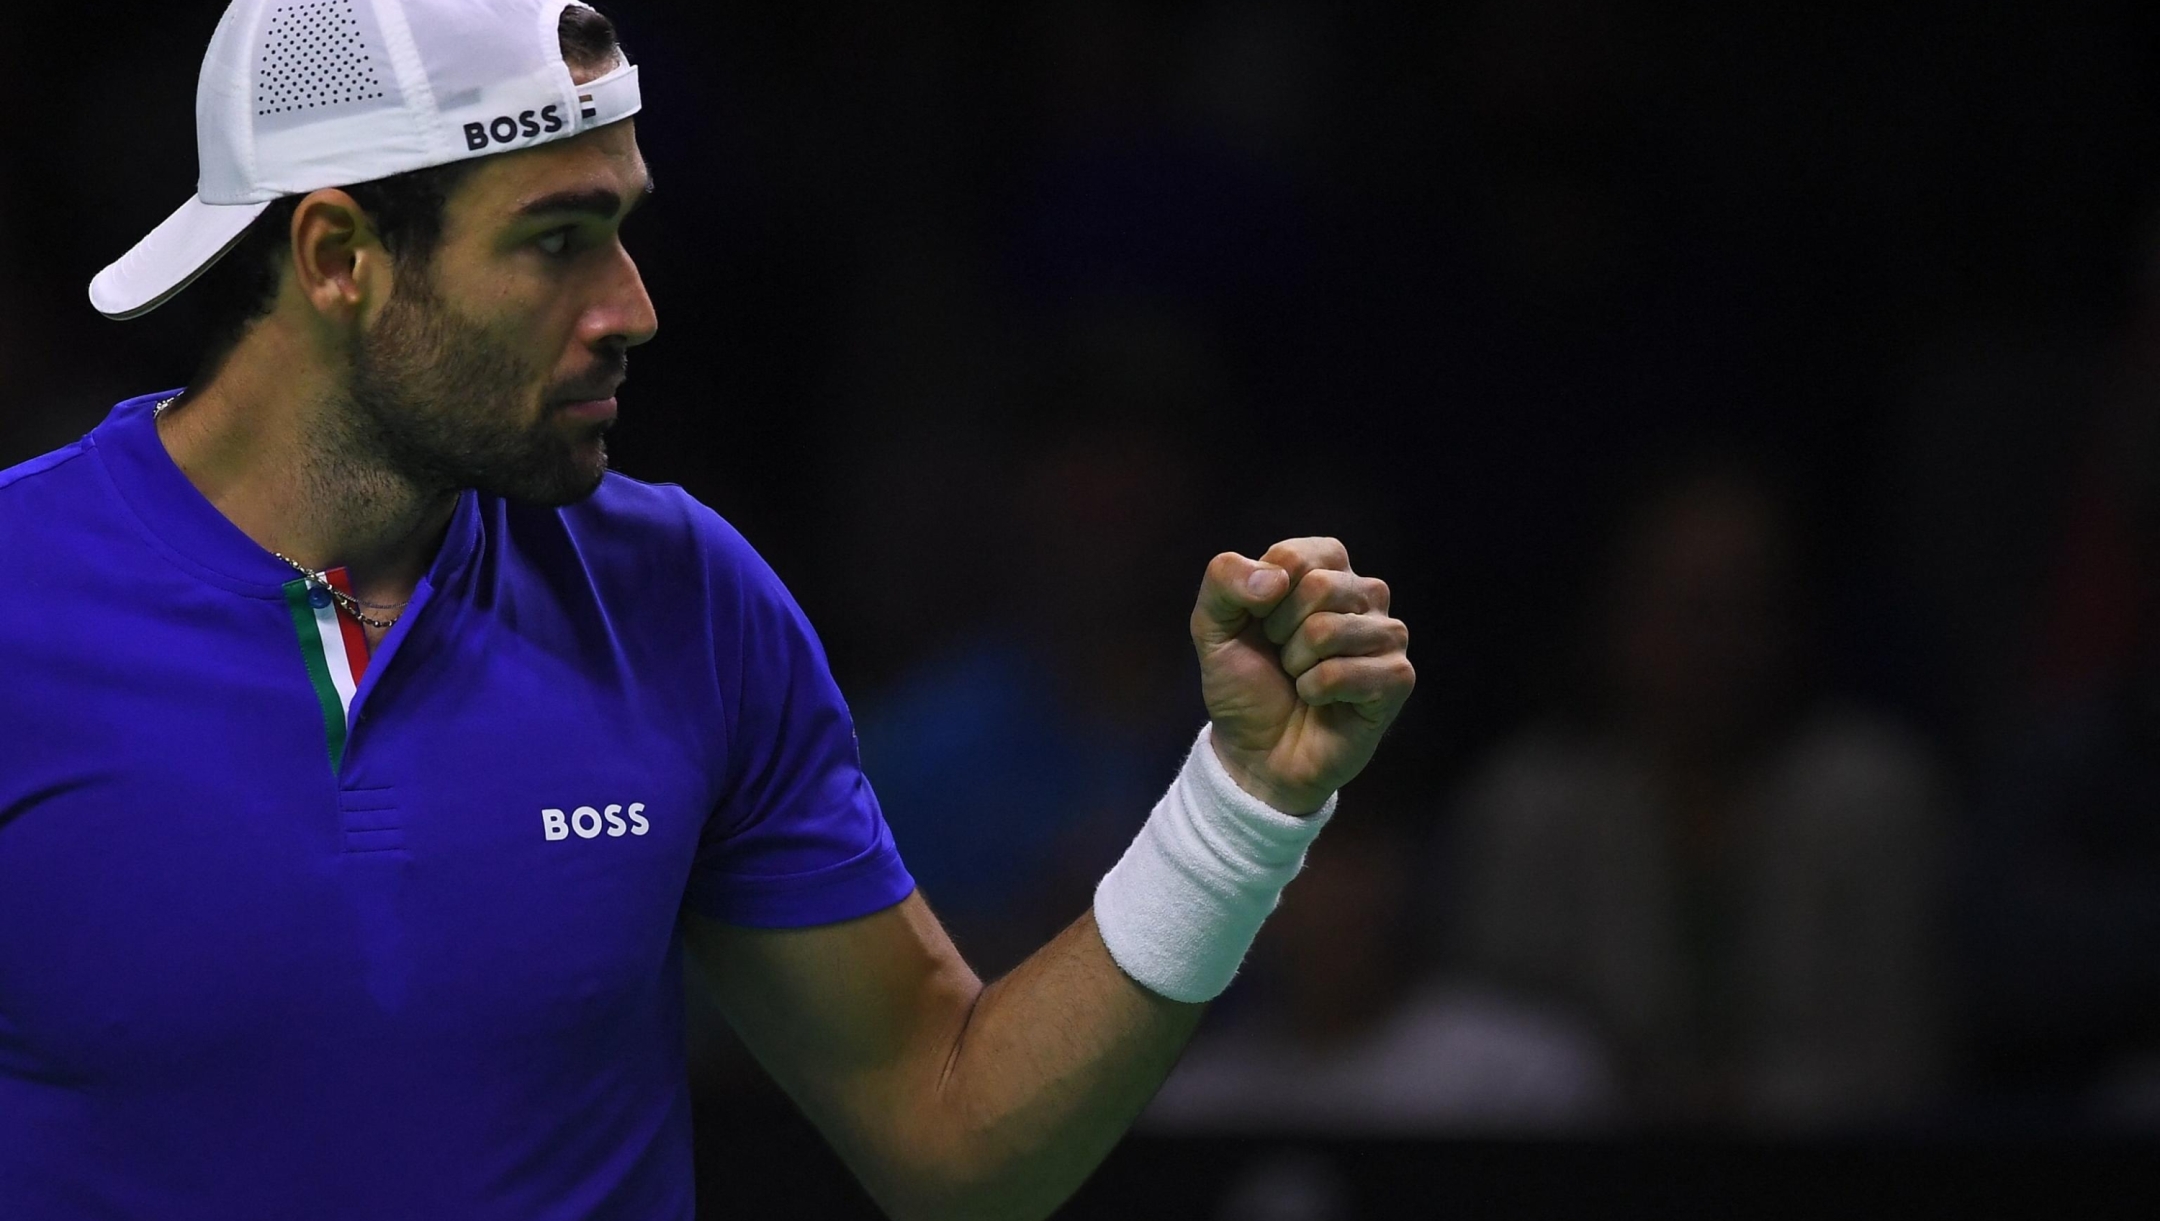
[1191,552,1290,651]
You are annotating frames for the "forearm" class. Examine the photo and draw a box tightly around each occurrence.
[897,910,1202,1221]
[871,726,1332,1217]
[692,895,1202,1221]
[695,537,1408,1219]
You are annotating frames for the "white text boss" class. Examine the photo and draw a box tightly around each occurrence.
[541,804,650,841]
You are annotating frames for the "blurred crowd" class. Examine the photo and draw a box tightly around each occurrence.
[10,3,2160,1209]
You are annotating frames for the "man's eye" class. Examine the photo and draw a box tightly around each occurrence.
[535,228,573,256]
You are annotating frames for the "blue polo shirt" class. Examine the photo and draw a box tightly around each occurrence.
[0,391,915,1219]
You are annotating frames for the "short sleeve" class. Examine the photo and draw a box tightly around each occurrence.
[682,517,915,928]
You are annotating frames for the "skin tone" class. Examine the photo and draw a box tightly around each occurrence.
[160,69,1416,1221]
[690,537,1412,1220]
[160,70,656,648]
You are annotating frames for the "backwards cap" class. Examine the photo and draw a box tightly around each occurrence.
[89,0,642,320]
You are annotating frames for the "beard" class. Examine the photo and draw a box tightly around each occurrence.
[343,270,619,507]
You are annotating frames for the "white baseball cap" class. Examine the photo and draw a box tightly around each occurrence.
[89,0,642,320]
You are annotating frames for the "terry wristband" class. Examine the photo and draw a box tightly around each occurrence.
[1092,723,1338,1003]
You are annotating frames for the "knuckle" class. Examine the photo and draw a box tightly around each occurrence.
[1364,576,1391,608]
[1302,611,1341,647]
[1325,570,1368,606]
[1283,643,1319,678]
[1340,575,1376,611]
[1278,535,1348,568]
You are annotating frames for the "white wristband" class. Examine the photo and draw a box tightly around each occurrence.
[1092,723,1337,1003]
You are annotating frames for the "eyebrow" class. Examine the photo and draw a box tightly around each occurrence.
[514,175,656,222]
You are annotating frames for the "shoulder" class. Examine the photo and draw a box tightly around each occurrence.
[506,472,806,632]
[501,471,772,579]
[551,471,750,553]
[0,441,101,555]
[0,441,95,505]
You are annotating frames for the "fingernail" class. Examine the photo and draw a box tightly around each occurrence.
[1247,568,1282,596]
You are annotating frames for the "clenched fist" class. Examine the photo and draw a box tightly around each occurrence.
[1191,537,1415,814]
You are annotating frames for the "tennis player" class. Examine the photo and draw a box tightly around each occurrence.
[0,2,1413,1218]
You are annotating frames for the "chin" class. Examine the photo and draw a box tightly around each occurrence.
[552,449,612,506]
[548,423,614,502]
[483,441,609,507]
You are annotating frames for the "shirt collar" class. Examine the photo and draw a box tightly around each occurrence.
[89,389,480,598]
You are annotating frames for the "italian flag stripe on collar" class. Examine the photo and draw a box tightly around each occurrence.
[281,568,371,770]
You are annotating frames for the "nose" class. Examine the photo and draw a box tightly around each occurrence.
[581,243,659,351]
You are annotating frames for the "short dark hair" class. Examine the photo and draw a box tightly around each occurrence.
[183,4,624,389]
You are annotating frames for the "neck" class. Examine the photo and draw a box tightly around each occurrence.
[159,334,455,611]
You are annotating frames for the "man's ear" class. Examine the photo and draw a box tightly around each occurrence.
[288,189,395,326]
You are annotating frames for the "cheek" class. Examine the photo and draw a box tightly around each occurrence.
[445,274,570,370]
[537,312,603,383]
[472,313,562,402]
[440,283,590,412]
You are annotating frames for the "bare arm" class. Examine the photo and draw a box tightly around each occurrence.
[686,537,1412,1220]
[686,897,1197,1221]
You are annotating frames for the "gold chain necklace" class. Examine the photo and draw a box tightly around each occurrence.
[271,552,407,630]
[156,395,408,631]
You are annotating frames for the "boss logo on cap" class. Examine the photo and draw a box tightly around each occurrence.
[464,105,568,151]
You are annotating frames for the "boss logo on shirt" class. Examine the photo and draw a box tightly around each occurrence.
[464,105,567,151]
[542,803,650,841]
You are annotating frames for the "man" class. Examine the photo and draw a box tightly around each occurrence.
[0,2,1413,1218]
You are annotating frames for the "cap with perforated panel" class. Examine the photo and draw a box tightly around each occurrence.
[88,0,641,321]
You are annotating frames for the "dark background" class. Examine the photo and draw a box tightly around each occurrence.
[10,1,2160,1215]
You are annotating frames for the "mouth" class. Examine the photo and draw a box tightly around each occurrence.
[554,396,619,423]
[550,371,625,423]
